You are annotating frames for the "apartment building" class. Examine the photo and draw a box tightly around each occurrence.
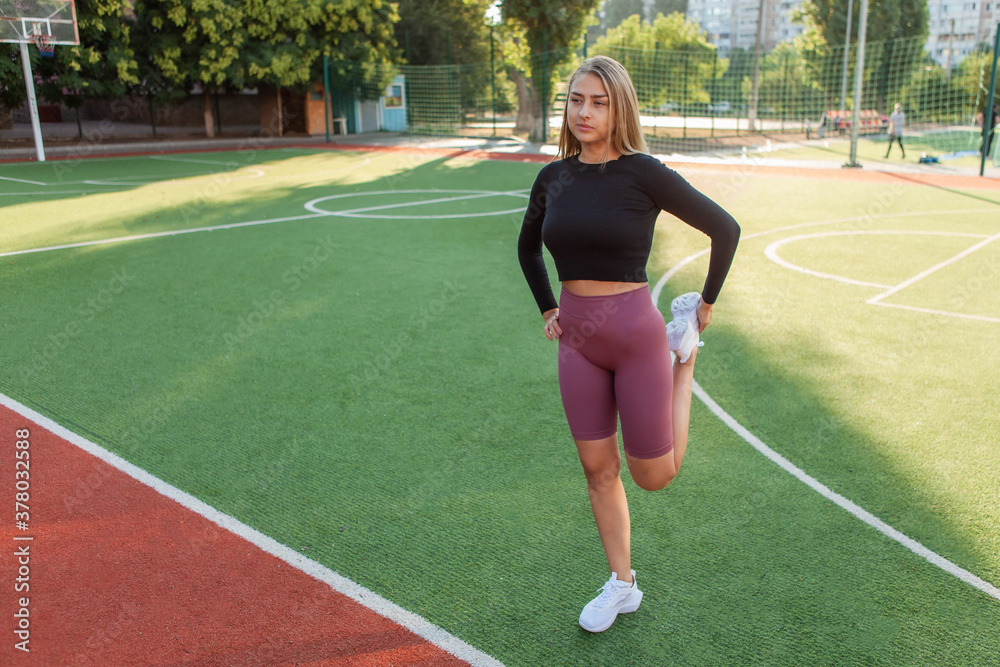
[926,0,998,67]
[685,0,997,68]
[685,0,804,53]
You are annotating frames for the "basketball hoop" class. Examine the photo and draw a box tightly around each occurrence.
[32,32,54,57]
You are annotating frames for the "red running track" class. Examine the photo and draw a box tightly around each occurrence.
[0,404,471,666]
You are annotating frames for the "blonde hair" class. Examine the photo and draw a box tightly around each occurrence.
[557,56,648,161]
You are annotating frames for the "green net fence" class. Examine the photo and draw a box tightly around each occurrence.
[343,34,998,163]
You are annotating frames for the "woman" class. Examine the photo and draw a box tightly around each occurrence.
[517,56,740,633]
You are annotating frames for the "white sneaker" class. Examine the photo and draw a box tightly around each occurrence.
[666,292,703,363]
[578,570,643,633]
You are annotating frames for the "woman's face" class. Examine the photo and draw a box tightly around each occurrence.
[567,73,613,150]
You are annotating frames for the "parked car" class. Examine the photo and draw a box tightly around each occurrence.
[708,101,731,113]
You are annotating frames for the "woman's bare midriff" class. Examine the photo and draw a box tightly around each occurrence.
[562,280,649,297]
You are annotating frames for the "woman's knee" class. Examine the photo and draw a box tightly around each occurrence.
[633,470,675,491]
[581,457,622,494]
[626,454,677,491]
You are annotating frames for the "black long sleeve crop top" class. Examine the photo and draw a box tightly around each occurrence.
[517,152,741,314]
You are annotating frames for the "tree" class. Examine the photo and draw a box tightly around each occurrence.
[501,0,599,142]
[0,0,138,134]
[602,0,644,32]
[745,41,826,120]
[600,0,689,34]
[793,0,928,111]
[394,0,492,66]
[137,0,248,136]
[0,46,25,113]
[592,13,723,110]
[796,0,928,48]
[126,9,190,137]
[136,0,400,136]
[34,0,139,138]
[651,0,687,20]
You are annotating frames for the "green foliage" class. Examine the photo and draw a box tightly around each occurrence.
[592,13,723,108]
[501,0,599,140]
[394,0,493,65]
[743,42,827,118]
[0,45,25,109]
[138,0,400,93]
[651,0,688,20]
[792,0,929,111]
[602,0,689,33]
[502,0,597,56]
[392,0,495,128]
[602,0,644,31]
[795,0,929,46]
[135,0,247,90]
[25,0,138,111]
[901,51,994,124]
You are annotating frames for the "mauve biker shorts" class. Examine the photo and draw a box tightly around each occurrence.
[557,285,674,459]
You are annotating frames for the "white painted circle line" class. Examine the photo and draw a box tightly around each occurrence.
[691,382,1000,602]
[763,230,991,289]
[303,189,529,219]
[652,254,1000,603]
[0,391,505,667]
[2,188,528,257]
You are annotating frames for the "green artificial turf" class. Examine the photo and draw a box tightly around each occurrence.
[2,148,999,666]
[762,130,993,169]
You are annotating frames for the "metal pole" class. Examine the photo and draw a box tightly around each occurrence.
[682,49,689,139]
[490,23,497,137]
[945,18,955,79]
[979,23,999,177]
[19,42,45,162]
[711,53,717,137]
[846,0,869,168]
[323,54,331,142]
[840,0,854,112]
[782,50,790,131]
[542,29,549,144]
[749,0,765,132]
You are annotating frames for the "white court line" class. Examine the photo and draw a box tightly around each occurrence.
[81,167,268,187]
[1,190,529,258]
[149,155,245,167]
[0,213,328,259]
[764,231,992,290]
[657,208,1000,286]
[0,152,369,190]
[867,301,1000,323]
[652,259,1000,603]
[0,190,117,197]
[0,175,47,185]
[305,190,529,219]
[868,231,1000,305]
[0,391,504,667]
[691,382,1000,602]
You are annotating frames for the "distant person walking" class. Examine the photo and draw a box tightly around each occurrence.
[885,103,905,159]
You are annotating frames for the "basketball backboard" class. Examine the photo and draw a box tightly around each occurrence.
[0,0,79,45]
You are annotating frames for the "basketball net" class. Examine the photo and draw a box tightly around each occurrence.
[31,31,55,58]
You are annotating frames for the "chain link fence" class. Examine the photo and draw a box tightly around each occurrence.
[340,34,997,161]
